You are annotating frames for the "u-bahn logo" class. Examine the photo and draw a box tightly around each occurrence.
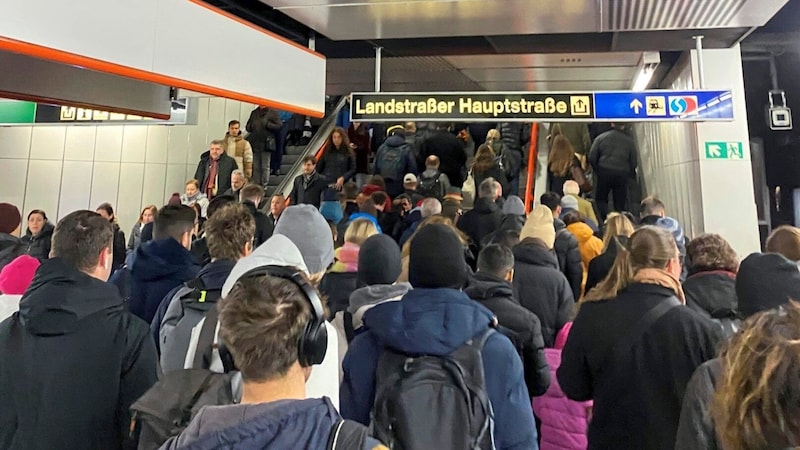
[668,96,698,115]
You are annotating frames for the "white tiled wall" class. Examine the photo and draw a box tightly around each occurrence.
[0,97,256,235]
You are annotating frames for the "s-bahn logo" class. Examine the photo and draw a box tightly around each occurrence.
[668,96,698,115]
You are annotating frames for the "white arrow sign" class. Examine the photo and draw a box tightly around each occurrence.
[630,98,643,114]
[709,144,723,157]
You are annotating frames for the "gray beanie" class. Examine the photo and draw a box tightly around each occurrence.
[502,195,525,216]
[274,204,335,274]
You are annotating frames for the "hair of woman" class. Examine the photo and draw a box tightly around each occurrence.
[548,135,576,178]
[327,126,353,156]
[583,226,678,302]
[602,214,635,250]
[471,144,497,173]
[344,218,378,246]
[711,301,800,450]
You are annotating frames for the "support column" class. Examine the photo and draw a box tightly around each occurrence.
[374,47,382,92]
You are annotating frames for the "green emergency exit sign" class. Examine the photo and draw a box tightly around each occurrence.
[704,141,744,160]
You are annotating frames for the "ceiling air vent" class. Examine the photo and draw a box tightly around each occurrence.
[603,0,747,31]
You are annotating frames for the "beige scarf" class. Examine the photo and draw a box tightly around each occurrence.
[633,268,686,304]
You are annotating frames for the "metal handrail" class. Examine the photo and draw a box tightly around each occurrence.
[272,96,351,200]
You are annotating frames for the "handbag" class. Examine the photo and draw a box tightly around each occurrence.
[462,170,476,210]
[571,164,593,193]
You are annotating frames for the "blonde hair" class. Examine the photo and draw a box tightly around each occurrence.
[602,214,635,250]
[186,179,200,189]
[711,301,800,450]
[471,144,497,173]
[486,129,501,143]
[766,225,800,262]
[344,218,378,246]
[583,226,678,302]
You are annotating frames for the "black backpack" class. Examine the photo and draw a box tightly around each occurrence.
[377,143,408,180]
[416,172,445,200]
[371,329,495,450]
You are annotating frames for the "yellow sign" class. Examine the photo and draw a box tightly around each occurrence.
[645,96,666,116]
[570,96,591,116]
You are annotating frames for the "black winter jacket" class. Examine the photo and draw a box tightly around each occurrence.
[683,270,740,337]
[0,233,25,272]
[473,164,510,198]
[675,358,722,450]
[585,237,623,294]
[588,128,638,177]
[245,107,282,154]
[464,272,551,397]
[512,241,575,347]
[319,271,358,318]
[457,197,503,257]
[558,283,723,450]
[111,223,126,272]
[421,130,467,187]
[0,258,158,450]
[194,151,238,197]
[290,172,327,209]
[554,218,583,301]
[242,201,274,247]
[499,122,529,156]
[21,222,54,261]
[317,147,356,183]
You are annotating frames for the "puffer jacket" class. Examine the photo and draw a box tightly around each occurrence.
[588,128,637,177]
[554,219,583,301]
[512,241,575,347]
[21,222,54,261]
[566,222,603,296]
[317,146,356,183]
[674,358,722,450]
[533,324,592,450]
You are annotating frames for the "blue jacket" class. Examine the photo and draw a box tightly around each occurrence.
[340,288,538,450]
[127,238,199,325]
[161,397,382,449]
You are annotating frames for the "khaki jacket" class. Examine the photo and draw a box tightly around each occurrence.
[222,133,253,178]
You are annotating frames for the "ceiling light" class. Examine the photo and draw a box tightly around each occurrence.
[631,51,661,91]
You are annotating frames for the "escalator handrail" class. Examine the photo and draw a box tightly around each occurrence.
[272,96,351,201]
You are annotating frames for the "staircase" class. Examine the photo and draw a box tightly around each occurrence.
[264,144,305,198]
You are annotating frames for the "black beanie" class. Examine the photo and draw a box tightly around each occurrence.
[736,253,800,318]
[358,234,402,286]
[409,224,468,289]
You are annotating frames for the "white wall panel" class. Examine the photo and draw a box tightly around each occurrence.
[24,160,63,221]
[63,126,97,161]
[165,164,189,201]
[145,127,169,164]
[0,127,32,159]
[95,126,124,162]
[29,127,65,160]
[58,161,93,218]
[0,159,29,210]
[141,164,168,210]
[224,100,241,128]
[121,126,148,163]
[116,163,146,233]
[168,126,190,164]
[90,162,121,211]
[208,98,226,137]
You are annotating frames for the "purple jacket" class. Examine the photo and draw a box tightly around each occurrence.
[532,324,592,450]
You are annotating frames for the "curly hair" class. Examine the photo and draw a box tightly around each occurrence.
[686,233,739,275]
[711,301,800,450]
[204,203,255,261]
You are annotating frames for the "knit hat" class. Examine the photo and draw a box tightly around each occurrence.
[560,195,579,212]
[736,252,800,318]
[167,193,181,206]
[222,234,308,297]
[520,205,556,249]
[319,201,343,225]
[273,205,335,275]
[358,234,402,286]
[0,255,40,295]
[0,203,21,234]
[655,217,686,249]
[409,224,468,289]
[502,195,525,216]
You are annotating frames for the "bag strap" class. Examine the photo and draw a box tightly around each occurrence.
[343,311,356,344]
[326,419,369,450]
[192,306,220,369]
[602,296,681,372]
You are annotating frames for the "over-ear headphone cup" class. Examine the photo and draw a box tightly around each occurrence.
[298,319,328,367]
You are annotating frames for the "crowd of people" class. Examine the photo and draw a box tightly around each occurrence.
[0,119,798,450]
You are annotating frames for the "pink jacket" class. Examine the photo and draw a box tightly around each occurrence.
[532,323,592,450]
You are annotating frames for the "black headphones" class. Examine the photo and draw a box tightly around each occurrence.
[218,265,328,372]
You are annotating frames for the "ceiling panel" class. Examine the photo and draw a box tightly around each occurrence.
[261,0,788,41]
[460,67,634,82]
[444,52,642,69]
[478,81,630,91]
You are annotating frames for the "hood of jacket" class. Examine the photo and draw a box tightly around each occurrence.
[683,270,737,318]
[131,238,198,283]
[225,132,244,143]
[473,197,501,215]
[362,287,494,356]
[18,258,124,336]
[566,222,595,243]
[513,242,559,270]
[464,272,514,302]
[167,398,339,449]
[25,222,55,240]
[348,282,411,328]
[499,214,525,232]
[384,134,407,148]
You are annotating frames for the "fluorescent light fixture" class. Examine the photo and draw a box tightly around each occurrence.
[631,51,661,91]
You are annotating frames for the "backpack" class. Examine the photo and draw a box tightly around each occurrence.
[159,277,223,374]
[377,143,408,180]
[371,329,496,450]
[416,172,445,200]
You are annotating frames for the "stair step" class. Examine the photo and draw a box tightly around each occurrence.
[267,175,287,187]
[285,145,307,156]
[282,154,300,165]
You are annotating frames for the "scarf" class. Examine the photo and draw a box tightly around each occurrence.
[331,242,360,273]
[633,268,686,304]
[204,158,219,198]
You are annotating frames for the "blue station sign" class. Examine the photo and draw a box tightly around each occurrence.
[350,90,734,122]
